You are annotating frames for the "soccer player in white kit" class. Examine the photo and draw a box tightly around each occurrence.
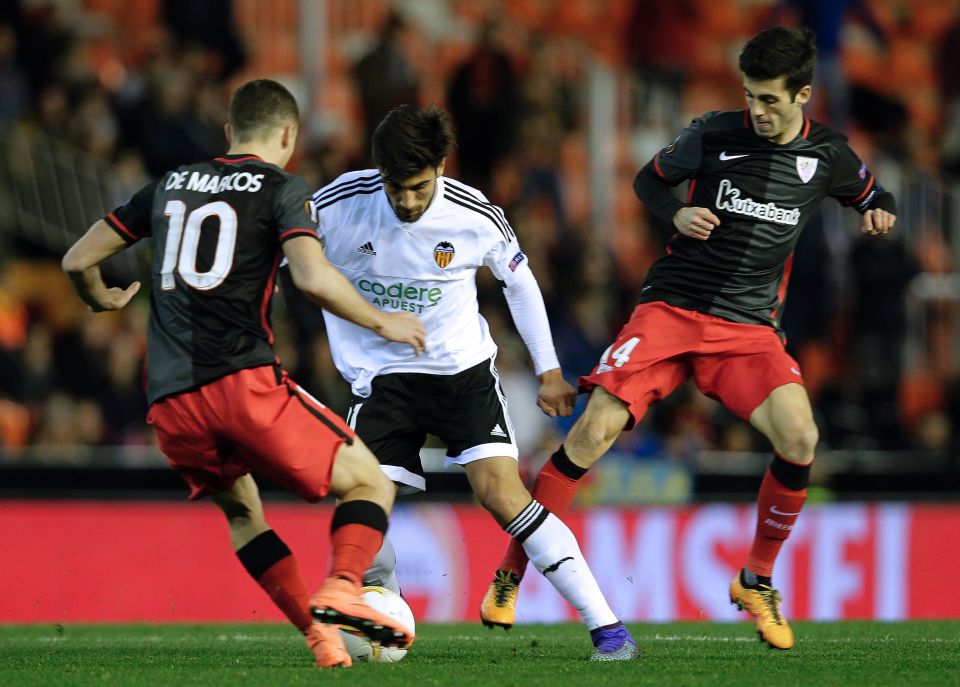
[310,105,637,660]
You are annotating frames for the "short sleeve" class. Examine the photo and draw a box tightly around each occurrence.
[105,180,159,243]
[829,144,879,213]
[275,175,321,244]
[644,113,712,186]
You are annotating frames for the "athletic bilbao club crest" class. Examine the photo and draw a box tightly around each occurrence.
[434,241,455,268]
[796,156,818,184]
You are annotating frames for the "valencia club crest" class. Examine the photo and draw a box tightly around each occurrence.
[434,241,455,268]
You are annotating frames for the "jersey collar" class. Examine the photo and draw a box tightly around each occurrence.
[214,154,264,164]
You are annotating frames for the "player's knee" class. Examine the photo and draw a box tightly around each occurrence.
[473,472,530,524]
[779,421,819,463]
[480,490,530,522]
[365,467,397,507]
[567,415,617,464]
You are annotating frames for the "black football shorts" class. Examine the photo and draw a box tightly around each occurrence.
[344,355,518,493]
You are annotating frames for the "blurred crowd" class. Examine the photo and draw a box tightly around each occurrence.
[1,0,960,480]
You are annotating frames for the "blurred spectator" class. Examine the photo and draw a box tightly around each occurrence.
[849,232,919,448]
[780,214,835,367]
[446,18,519,190]
[126,67,223,176]
[772,0,888,128]
[623,0,698,127]
[353,12,421,165]
[514,34,579,239]
[0,22,27,129]
[163,0,246,81]
[936,7,960,175]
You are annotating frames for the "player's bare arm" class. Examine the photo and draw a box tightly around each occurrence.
[62,219,142,312]
[283,235,426,354]
[673,206,721,240]
[861,209,897,236]
[536,367,576,418]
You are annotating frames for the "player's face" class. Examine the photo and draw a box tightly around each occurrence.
[743,76,811,145]
[382,161,446,223]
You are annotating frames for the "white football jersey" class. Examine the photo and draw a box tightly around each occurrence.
[313,170,530,397]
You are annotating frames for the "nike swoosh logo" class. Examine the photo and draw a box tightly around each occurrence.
[719,152,749,160]
[542,556,574,575]
[770,506,801,516]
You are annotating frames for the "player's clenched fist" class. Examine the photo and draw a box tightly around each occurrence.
[861,209,896,236]
[674,206,721,240]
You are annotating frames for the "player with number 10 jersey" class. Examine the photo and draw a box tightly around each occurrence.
[105,155,315,405]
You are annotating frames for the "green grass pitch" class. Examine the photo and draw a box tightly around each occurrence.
[1,621,957,686]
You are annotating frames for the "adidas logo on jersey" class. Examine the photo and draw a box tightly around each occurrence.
[357,241,377,255]
[490,424,508,438]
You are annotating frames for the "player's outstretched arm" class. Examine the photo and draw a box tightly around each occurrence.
[861,208,897,236]
[283,235,426,354]
[62,219,141,312]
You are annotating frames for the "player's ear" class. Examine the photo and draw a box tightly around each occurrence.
[224,123,233,146]
[281,123,298,150]
[795,85,812,106]
[436,157,447,177]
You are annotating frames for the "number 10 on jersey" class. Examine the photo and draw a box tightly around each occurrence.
[161,200,238,291]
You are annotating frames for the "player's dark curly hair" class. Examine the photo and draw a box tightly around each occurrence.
[372,105,455,180]
[229,79,299,142]
[739,26,817,100]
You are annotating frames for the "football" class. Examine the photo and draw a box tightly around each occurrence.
[338,586,415,663]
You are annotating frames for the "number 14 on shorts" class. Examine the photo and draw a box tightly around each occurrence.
[598,337,640,371]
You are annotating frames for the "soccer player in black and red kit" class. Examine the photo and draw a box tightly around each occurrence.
[481,27,897,649]
[62,79,426,668]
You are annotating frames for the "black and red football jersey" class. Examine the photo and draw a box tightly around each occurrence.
[105,154,318,403]
[636,110,889,331]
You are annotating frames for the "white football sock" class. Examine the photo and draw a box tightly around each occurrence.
[362,535,401,595]
[505,500,618,630]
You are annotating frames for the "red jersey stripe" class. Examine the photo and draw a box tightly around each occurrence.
[107,212,139,241]
[653,152,667,180]
[849,175,876,205]
[279,228,318,242]
[260,255,280,345]
[770,252,795,320]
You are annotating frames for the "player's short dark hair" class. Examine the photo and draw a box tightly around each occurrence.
[372,105,454,181]
[739,26,817,99]
[228,79,299,141]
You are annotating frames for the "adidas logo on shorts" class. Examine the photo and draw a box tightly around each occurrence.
[490,424,507,438]
[357,241,376,255]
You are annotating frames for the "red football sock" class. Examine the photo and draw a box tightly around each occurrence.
[499,446,587,579]
[328,500,388,586]
[747,468,807,578]
[236,530,312,633]
[257,555,313,633]
[330,523,384,585]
